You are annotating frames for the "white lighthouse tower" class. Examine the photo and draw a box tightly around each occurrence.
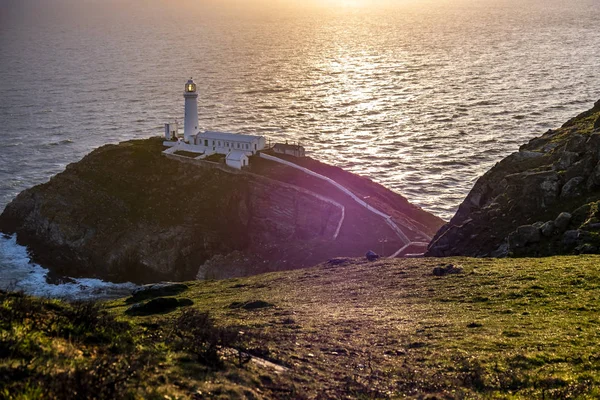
[183,78,199,143]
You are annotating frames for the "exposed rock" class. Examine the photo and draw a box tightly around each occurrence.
[126,297,193,316]
[586,162,600,190]
[427,100,600,257]
[0,138,443,283]
[432,264,463,276]
[564,134,588,154]
[554,212,572,232]
[490,241,509,258]
[561,177,585,199]
[576,243,597,254]
[555,151,580,171]
[45,271,77,285]
[365,250,380,261]
[127,283,189,304]
[562,230,581,247]
[540,221,555,237]
[508,225,541,250]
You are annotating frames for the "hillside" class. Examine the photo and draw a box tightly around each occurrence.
[3,256,600,399]
[0,138,443,283]
[427,99,600,257]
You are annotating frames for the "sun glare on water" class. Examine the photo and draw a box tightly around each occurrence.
[333,0,364,7]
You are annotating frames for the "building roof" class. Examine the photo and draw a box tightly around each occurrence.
[198,130,263,143]
[226,150,249,161]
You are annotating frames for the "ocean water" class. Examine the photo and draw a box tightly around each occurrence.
[0,0,599,296]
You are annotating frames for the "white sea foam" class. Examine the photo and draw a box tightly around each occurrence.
[0,235,137,300]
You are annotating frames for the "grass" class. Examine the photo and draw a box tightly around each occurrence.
[173,150,201,158]
[4,255,600,398]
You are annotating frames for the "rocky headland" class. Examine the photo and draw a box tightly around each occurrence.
[0,138,442,283]
[427,99,600,257]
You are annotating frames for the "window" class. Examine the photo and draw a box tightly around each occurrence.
[212,141,215,145]
[237,143,240,148]
[218,141,221,146]
[245,144,249,149]
[204,140,208,146]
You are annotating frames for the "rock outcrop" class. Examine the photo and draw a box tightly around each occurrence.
[0,138,443,283]
[427,99,600,257]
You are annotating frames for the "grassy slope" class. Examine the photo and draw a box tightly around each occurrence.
[4,256,600,399]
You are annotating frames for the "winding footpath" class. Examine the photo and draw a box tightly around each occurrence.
[259,153,431,257]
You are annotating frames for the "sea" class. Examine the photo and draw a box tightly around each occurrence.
[0,0,599,298]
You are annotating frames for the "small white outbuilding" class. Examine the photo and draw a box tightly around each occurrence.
[226,150,249,170]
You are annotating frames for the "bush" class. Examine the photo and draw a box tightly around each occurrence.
[0,291,145,399]
[171,309,241,369]
[45,353,150,400]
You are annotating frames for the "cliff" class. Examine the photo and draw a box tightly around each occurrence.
[427,99,600,257]
[0,138,443,283]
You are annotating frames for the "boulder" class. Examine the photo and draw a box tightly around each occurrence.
[586,162,600,190]
[587,223,600,230]
[564,134,587,154]
[432,264,463,276]
[127,283,189,304]
[562,230,581,247]
[537,173,561,207]
[555,151,580,171]
[490,241,509,257]
[508,225,541,249]
[126,297,193,316]
[576,244,597,254]
[554,212,572,232]
[560,177,585,199]
[365,250,380,261]
[540,221,555,237]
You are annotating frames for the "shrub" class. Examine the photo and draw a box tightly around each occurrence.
[45,353,150,400]
[171,309,241,369]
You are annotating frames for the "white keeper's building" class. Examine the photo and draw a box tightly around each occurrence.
[193,131,266,155]
[164,78,266,169]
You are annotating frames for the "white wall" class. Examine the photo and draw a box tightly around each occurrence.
[194,135,262,155]
[225,155,248,169]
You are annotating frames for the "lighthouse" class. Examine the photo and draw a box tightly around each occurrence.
[183,78,199,143]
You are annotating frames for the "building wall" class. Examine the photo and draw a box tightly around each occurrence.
[274,145,305,158]
[225,155,248,170]
[194,135,263,155]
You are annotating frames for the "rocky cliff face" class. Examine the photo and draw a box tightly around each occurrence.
[0,138,442,283]
[427,100,600,257]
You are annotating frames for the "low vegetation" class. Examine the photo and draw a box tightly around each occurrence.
[3,256,600,398]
